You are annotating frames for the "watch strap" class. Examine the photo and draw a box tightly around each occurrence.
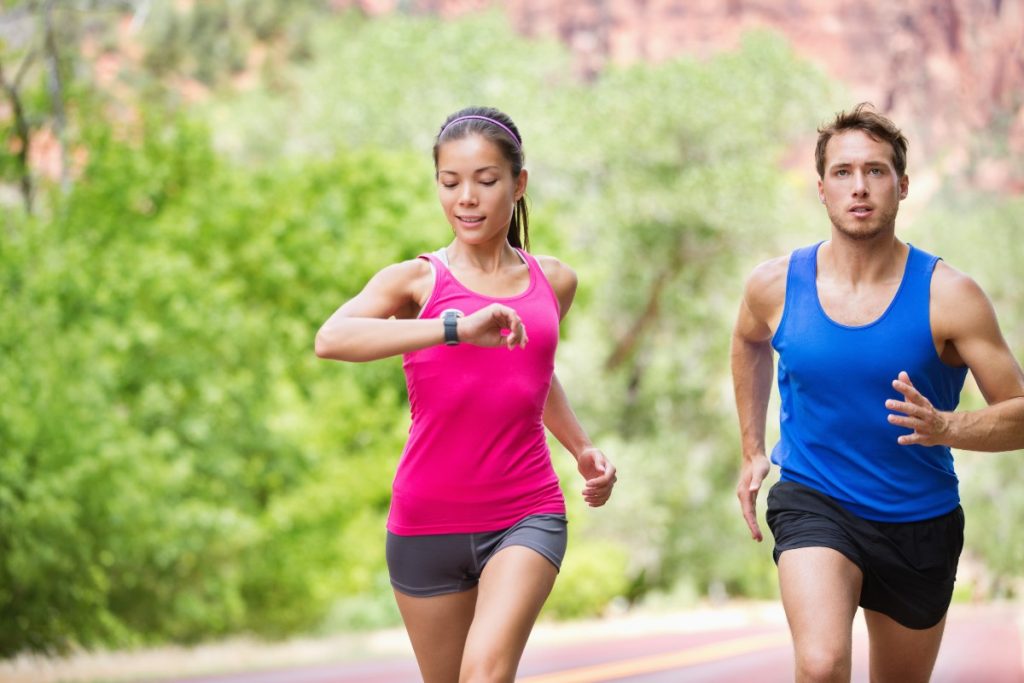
[442,310,460,346]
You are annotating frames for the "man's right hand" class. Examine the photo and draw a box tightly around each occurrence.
[737,454,771,542]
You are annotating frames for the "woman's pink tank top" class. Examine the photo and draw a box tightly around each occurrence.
[387,248,567,535]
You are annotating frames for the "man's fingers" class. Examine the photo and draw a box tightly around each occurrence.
[892,380,920,399]
[886,398,907,413]
[898,432,923,445]
[741,495,762,541]
[887,413,913,427]
[892,371,930,406]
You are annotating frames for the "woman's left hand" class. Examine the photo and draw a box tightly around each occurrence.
[577,447,616,507]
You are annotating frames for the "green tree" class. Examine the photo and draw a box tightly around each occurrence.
[0,106,441,653]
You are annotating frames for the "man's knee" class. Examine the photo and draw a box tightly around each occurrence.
[795,644,851,683]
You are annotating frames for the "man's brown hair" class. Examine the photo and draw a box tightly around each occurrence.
[815,103,908,179]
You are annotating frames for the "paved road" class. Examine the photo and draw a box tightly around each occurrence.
[167,603,1021,683]
[516,604,1023,682]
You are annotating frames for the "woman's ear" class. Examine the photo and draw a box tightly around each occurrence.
[514,168,529,201]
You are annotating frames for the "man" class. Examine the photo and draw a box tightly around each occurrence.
[731,102,1024,683]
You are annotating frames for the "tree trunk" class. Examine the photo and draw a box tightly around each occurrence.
[0,53,36,214]
[42,0,70,194]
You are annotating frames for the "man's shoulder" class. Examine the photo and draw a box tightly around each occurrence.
[931,260,989,306]
[929,259,999,339]
[738,253,792,329]
[744,240,822,288]
[745,254,791,299]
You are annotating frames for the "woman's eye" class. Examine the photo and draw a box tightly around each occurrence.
[480,180,497,187]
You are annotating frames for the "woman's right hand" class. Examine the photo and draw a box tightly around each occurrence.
[459,303,528,349]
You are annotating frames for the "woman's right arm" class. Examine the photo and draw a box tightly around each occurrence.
[314,259,530,362]
[314,259,442,362]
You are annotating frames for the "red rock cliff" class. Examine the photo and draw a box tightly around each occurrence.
[337,0,1024,191]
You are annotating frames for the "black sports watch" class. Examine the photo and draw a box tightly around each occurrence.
[442,309,460,346]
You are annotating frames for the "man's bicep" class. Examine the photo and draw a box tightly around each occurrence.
[945,276,1024,404]
[734,295,773,344]
[735,269,781,344]
[735,256,788,343]
[958,330,1024,405]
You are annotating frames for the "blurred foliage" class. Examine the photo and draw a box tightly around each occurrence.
[544,540,630,620]
[0,103,440,653]
[0,0,1021,659]
[140,0,325,85]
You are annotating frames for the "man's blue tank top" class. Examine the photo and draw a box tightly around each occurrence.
[770,242,968,522]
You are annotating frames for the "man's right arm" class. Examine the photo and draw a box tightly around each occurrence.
[731,256,788,542]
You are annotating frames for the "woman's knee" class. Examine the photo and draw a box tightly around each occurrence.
[459,650,516,683]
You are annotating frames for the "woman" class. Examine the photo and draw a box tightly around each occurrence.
[315,106,616,683]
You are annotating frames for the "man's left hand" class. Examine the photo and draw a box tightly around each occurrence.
[887,371,954,446]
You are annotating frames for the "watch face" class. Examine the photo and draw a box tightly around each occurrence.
[440,308,464,320]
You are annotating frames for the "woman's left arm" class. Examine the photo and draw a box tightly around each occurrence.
[538,255,617,507]
[544,373,617,507]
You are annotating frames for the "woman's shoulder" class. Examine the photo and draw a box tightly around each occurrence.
[532,254,578,317]
[533,254,577,293]
[364,257,436,313]
[372,257,434,287]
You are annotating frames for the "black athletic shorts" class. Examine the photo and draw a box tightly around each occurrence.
[766,480,964,630]
[385,513,568,597]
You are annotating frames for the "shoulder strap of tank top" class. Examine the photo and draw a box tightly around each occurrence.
[786,242,821,304]
[774,242,822,344]
[416,251,452,319]
[894,243,940,306]
[517,249,562,317]
[905,243,939,276]
[418,250,456,277]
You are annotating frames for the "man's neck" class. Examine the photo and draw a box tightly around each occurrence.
[820,233,907,285]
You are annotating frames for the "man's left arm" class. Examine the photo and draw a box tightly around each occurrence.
[887,264,1024,451]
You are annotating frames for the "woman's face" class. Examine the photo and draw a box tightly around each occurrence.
[436,134,526,246]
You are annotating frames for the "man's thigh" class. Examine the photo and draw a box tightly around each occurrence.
[779,546,863,680]
[863,608,947,683]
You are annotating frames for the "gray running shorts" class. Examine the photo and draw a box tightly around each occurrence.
[386,513,568,597]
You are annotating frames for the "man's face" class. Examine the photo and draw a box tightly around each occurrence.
[818,129,908,241]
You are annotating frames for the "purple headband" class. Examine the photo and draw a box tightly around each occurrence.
[439,115,522,152]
